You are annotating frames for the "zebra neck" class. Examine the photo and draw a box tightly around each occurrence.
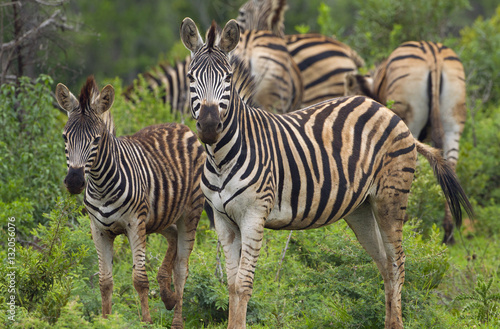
[87,130,120,194]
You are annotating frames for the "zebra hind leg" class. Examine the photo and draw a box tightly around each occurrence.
[170,206,202,329]
[127,218,152,323]
[157,225,179,311]
[345,185,411,329]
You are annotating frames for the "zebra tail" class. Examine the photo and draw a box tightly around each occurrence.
[415,140,474,228]
[429,56,444,149]
[204,200,215,229]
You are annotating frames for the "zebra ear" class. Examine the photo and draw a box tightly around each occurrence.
[55,83,79,114]
[98,85,115,114]
[180,17,203,54]
[219,19,240,54]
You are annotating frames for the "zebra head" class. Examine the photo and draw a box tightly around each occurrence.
[55,77,115,194]
[180,18,240,145]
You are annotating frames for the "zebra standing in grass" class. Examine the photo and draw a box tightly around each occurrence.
[56,76,205,328]
[344,41,467,244]
[236,0,365,106]
[180,18,473,329]
[125,28,303,114]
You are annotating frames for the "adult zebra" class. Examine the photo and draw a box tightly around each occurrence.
[236,0,365,106]
[344,41,467,244]
[56,76,205,328]
[180,18,473,329]
[125,28,303,114]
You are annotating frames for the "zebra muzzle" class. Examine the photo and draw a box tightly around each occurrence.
[196,104,222,145]
[64,166,86,194]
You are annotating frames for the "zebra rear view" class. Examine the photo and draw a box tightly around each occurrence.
[181,18,473,329]
[55,77,205,328]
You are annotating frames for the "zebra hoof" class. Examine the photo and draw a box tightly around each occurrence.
[160,289,178,310]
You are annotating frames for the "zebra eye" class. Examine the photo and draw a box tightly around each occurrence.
[62,133,68,142]
[224,73,232,83]
[93,136,101,145]
[187,73,195,83]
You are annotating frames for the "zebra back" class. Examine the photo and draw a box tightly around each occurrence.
[236,0,365,107]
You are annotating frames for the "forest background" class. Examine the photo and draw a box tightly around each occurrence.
[1,0,500,328]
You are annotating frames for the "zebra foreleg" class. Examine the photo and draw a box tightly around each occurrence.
[214,215,242,329]
[158,225,178,311]
[126,218,152,323]
[217,215,265,329]
[90,219,115,319]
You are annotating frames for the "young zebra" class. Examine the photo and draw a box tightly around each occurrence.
[125,28,303,114]
[56,77,205,328]
[180,18,473,329]
[236,0,365,106]
[344,41,467,244]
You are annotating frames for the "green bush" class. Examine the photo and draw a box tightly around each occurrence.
[345,0,469,65]
[458,6,500,106]
[0,75,66,236]
[0,196,89,327]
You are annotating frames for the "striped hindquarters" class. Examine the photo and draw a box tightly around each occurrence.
[285,33,365,106]
[372,41,466,147]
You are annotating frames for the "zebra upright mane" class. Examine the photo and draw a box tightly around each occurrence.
[77,75,116,135]
[79,76,100,115]
[206,20,218,51]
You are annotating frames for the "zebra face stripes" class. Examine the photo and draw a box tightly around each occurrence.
[181,18,238,144]
[57,79,113,194]
[181,18,473,329]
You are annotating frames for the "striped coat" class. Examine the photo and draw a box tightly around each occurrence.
[56,77,205,328]
[180,19,473,329]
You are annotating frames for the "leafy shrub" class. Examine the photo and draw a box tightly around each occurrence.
[458,6,500,106]
[407,154,447,237]
[0,75,66,235]
[345,0,469,65]
[0,196,89,327]
[454,276,500,325]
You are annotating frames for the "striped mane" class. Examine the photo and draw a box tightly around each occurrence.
[206,21,218,51]
[79,76,99,115]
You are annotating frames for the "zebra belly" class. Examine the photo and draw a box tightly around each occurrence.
[206,176,370,231]
[264,187,369,230]
[85,194,151,235]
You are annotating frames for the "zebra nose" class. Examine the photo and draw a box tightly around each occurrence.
[197,104,222,144]
[64,166,86,194]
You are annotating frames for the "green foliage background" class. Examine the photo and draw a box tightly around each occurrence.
[1,1,500,328]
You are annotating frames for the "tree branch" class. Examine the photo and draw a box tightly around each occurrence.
[0,9,61,52]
